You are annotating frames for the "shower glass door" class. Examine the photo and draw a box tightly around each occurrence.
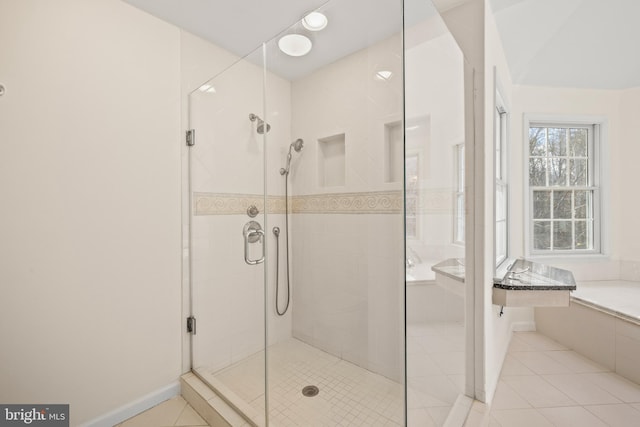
[188,46,269,426]
[188,0,469,425]
[404,0,470,424]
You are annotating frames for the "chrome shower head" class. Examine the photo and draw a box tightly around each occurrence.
[249,113,271,134]
[257,120,271,134]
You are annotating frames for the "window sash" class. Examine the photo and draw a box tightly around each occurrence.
[495,105,508,267]
[453,143,465,244]
[529,187,599,253]
[526,121,600,255]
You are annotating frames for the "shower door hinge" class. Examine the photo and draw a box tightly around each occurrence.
[187,315,196,335]
[186,129,195,147]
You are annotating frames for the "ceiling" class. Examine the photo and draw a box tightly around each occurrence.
[122,0,455,81]
[490,0,640,89]
[121,0,640,89]
[122,0,407,81]
[122,0,326,73]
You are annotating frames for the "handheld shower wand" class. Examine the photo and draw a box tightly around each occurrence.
[279,139,304,175]
[274,138,304,316]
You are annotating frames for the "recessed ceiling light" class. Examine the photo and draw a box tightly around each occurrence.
[375,70,393,81]
[302,12,328,31]
[278,34,312,57]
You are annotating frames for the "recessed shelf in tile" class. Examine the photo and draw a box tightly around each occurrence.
[318,133,345,187]
[385,121,403,183]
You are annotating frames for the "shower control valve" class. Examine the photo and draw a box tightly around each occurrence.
[243,221,265,265]
[247,205,259,218]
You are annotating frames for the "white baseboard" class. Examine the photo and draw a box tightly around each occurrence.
[78,381,180,427]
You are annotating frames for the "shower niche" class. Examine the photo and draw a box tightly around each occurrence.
[385,121,403,183]
[318,133,345,187]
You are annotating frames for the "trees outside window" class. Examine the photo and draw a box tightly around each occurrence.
[527,122,601,255]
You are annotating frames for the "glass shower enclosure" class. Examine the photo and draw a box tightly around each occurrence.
[187,0,467,425]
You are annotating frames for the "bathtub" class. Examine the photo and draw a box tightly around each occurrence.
[406,262,436,284]
[571,281,640,323]
[406,261,464,324]
[535,280,640,385]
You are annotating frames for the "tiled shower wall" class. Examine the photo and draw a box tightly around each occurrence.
[287,23,467,382]
[192,31,408,381]
[190,52,294,373]
[290,33,406,382]
[192,19,465,383]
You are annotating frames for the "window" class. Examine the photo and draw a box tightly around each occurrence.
[405,154,419,239]
[495,95,508,267]
[492,74,512,276]
[526,121,601,255]
[453,143,465,244]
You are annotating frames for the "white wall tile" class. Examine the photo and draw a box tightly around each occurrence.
[535,304,617,370]
[616,326,640,385]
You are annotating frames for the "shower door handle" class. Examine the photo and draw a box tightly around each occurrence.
[243,221,265,265]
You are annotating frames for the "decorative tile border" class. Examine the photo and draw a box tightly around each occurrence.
[193,189,452,215]
[292,191,402,214]
[194,193,286,215]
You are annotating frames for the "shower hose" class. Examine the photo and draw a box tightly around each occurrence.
[273,174,291,316]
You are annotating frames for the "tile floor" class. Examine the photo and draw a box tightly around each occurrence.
[463,331,640,427]
[407,321,466,426]
[116,396,209,427]
[107,330,640,426]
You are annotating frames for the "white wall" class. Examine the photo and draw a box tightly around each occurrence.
[613,88,640,263]
[0,0,182,424]
[482,2,535,404]
[440,0,537,404]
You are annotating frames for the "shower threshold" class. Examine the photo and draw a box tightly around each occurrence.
[194,338,404,426]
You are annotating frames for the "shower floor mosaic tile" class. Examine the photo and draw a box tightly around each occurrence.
[195,321,466,426]
[199,338,404,426]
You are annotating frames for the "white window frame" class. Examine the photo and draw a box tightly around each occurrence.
[453,143,465,245]
[494,79,509,270]
[523,114,608,259]
[405,151,420,241]
[492,72,511,275]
